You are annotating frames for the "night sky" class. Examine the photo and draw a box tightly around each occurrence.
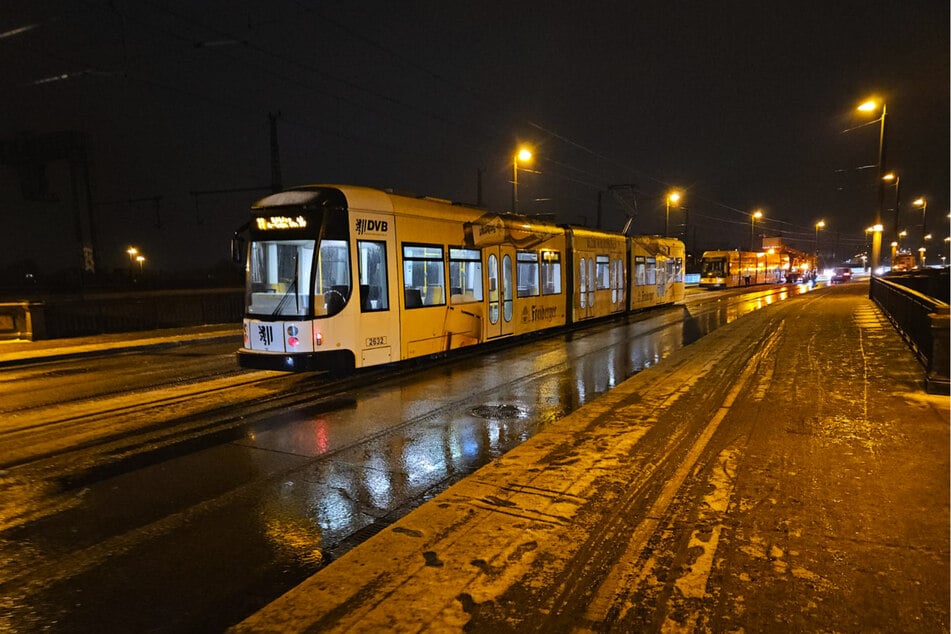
[3,0,949,279]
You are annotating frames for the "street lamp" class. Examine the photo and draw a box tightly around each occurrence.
[665,190,681,237]
[913,197,928,248]
[870,223,883,272]
[890,241,898,265]
[512,146,533,213]
[136,254,146,274]
[882,172,901,241]
[918,247,926,268]
[750,209,763,251]
[815,220,825,269]
[126,246,138,267]
[857,99,887,272]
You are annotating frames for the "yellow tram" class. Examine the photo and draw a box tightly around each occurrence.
[236,185,684,372]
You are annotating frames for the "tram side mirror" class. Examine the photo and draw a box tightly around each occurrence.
[231,233,246,265]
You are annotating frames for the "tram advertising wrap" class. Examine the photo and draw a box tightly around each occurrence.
[236,185,685,372]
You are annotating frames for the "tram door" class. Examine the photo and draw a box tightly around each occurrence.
[485,246,515,339]
[577,255,595,319]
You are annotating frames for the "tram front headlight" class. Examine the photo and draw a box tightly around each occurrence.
[314,331,323,346]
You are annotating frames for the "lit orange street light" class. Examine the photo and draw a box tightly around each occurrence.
[882,172,901,241]
[913,197,928,248]
[750,209,763,251]
[857,98,887,272]
[512,146,533,213]
[665,190,681,237]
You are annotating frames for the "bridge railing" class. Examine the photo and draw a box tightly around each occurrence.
[870,275,950,394]
[0,289,243,341]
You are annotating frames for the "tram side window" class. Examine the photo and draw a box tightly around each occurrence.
[596,255,610,290]
[402,244,445,308]
[357,240,389,312]
[634,256,647,286]
[541,250,562,295]
[516,251,539,297]
[318,239,350,315]
[646,257,657,285]
[675,257,683,282]
[448,248,483,303]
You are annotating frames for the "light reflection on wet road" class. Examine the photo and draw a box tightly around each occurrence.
[0,283,819,632]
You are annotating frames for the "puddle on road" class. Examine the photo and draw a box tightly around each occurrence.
[470,404,525,420]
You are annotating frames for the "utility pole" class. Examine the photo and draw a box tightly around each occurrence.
[269,111,282,193]
[597,190,603,229]
[681,206,689,250]
[2,131,99,281]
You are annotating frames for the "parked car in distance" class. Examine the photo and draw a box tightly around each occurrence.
[831,267,852,283]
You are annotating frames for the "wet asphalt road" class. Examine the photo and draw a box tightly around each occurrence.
[236,282,947,633]
[0,284,819,632]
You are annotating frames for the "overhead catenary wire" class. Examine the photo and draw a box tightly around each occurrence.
[19,1,858,247]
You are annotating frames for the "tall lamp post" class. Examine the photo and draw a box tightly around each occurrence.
[857,99,887,273]
[913,197,928,249]
[815,220,825,270]
[866,223,884,270]
[882,172,901,245]
[512,146,532,213]
[665,190,681,237]
[750,209,763,251]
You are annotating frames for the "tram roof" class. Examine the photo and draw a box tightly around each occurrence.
[252,185,673,244]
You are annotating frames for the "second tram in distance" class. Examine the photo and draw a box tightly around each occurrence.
[236,185,685,372]
[698,248,816,288]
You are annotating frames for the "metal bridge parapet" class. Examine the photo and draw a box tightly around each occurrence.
[870,274,950,394]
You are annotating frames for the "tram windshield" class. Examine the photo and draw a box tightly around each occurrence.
[248,239,315,317]
[246,206,352,318]
[701,257,727,276]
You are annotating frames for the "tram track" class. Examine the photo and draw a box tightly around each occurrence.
[0,371,346,475]
[1,286,800,480]
[0,320,650,594]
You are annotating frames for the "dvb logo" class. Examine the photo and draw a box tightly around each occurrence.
[355,219,388,235]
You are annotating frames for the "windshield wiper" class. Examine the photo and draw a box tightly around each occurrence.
[273,273,299,316]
